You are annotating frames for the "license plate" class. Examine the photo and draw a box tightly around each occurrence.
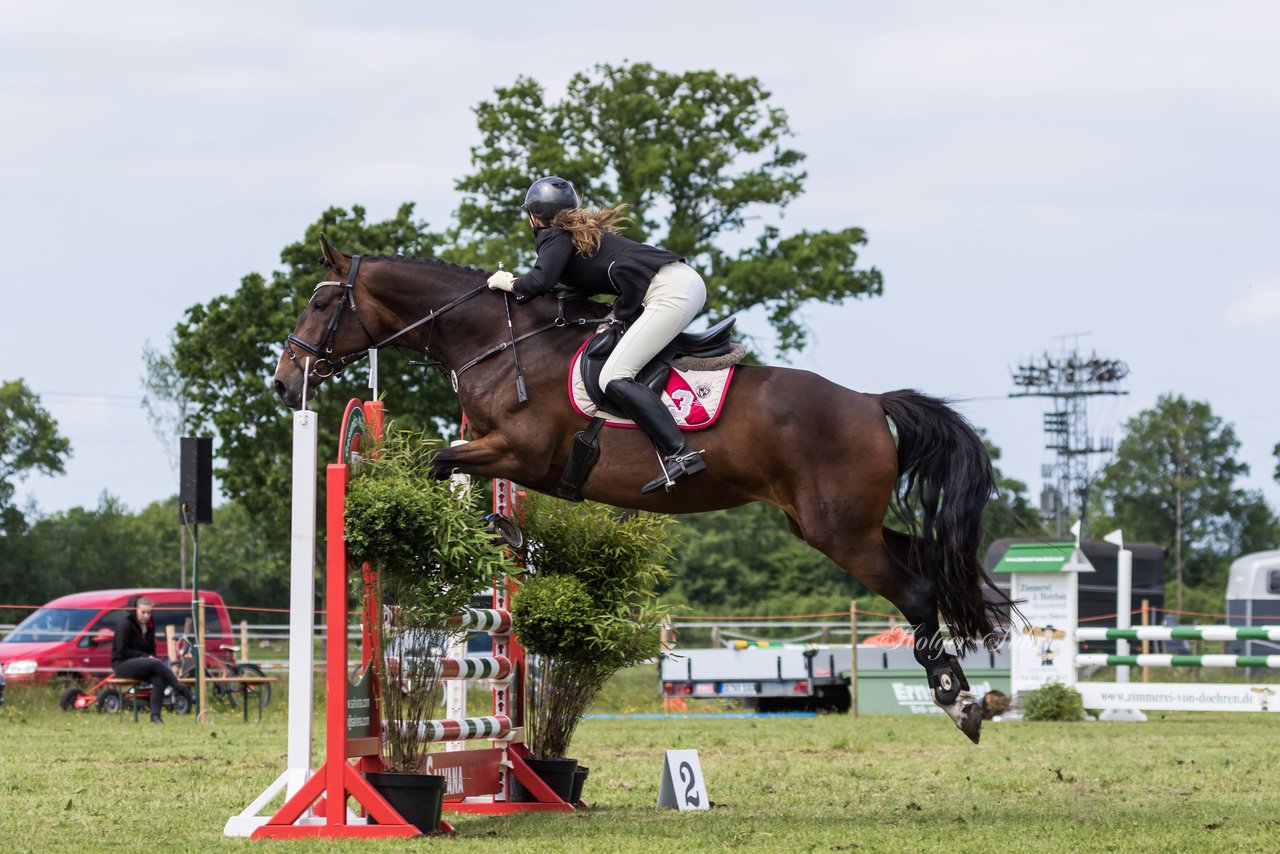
[720,682,757,695]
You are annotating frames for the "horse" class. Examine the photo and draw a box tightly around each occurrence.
[274,235,1014,743]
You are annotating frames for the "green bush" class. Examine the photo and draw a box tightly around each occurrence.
[509,574,598,659]
[342,427,509,771]
[1022,682,1085,722]
[511,495,673,758]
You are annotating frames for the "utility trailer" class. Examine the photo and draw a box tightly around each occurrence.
[659,644,854,712]
[659,643,1011,714]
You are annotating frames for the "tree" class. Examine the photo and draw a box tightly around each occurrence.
[449,62,883,354]
[982,432,1046,545]
[161,64,883,541]
[662,501,866,618]
[1093,394,1279,611]
[0,379,71,514]
[159,204,458,535]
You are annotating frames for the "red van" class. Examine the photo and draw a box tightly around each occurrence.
[0,588,234,687]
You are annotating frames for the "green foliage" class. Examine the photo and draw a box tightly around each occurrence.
[451,62,882,355]
[662,502,866,616]
[344,428,508,771]
[511,495,673,757]
[981,431,1047,544]
[0,379,71,513]
[519,492,671,612]
[1022,682,1085,722]
[508,573,597,660]
[1093,394,1280,606]
[151,62,886,591]
[0,492,288,613]
[344,428,508,622]
[161,204,456,539]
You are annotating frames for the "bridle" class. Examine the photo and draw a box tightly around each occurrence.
[283,255,378,380]
[284,254,595,396]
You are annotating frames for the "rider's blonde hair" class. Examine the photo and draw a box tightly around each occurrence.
[550,204,631,256]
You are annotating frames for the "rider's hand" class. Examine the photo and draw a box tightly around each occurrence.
[487,270,516,292]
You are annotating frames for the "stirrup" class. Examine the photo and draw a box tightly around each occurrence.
[641,449,706,494]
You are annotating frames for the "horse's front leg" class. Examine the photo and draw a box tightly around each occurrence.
[429,432,520,480]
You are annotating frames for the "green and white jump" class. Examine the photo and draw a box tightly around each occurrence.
[1075,653,1280,669]
[1075,626,1280,643]
[997,529,1280,717]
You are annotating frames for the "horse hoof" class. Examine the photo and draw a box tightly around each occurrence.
[957,701,982,744]
[936,690,982,744]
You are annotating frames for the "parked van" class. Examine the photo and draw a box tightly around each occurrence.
[1226,551,1280,656]
[0,589,234,687]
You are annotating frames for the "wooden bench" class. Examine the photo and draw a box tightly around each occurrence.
[105,675,276,723]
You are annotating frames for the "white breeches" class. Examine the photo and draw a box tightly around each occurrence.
[599,262,706,395]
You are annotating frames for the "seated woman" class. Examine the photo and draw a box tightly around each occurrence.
[111,597,191,723]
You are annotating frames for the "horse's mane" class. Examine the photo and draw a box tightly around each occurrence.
[322,253,486,278]
[323,252,612,321]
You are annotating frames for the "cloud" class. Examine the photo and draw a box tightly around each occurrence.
[1221,280,1280,329]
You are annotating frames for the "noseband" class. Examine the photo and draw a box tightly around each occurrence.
[284,256,378,380]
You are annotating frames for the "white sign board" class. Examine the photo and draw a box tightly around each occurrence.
[1078,682,1280,713]
[1010,570,1078,694]
[657,749,709,811]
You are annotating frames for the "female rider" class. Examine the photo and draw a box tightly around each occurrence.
[487,176,707,494]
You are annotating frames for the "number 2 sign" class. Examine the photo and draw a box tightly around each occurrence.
[657,749,709,811]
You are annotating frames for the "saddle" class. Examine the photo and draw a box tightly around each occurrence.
[577,317,739,411]
[555,317,741,502]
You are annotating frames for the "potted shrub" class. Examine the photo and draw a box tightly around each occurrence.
[344,428,509,833]
[509,494,672,803]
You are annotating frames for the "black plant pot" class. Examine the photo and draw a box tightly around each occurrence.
[512,756,578,803]
[570,764,590,805]
[365,771,447,834]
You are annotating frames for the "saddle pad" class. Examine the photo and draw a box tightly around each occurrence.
[568,342,735,431]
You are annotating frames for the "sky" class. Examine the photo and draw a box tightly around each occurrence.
[5,1,1279,525]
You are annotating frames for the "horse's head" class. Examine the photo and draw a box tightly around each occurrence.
[273,235,376,408]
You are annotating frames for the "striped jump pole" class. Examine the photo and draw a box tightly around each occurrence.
[433,656,513,680]
[392,714,514,743]
[449,608,512,634]
[1076,626,1280,643]
[1076,653,1280,669]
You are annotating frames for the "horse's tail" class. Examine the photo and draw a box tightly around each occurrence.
[877,389,1013,653]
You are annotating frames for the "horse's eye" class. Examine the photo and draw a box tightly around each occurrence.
[313,300,329,312]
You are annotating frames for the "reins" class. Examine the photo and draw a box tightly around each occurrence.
[438,294,595,393]
[288,255,597,400]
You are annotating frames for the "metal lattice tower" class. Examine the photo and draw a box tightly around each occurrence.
[1010,336,1129,538]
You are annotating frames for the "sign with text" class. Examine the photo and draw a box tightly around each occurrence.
[657,750,709,811]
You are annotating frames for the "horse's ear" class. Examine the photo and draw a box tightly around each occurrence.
[318,233,348,274]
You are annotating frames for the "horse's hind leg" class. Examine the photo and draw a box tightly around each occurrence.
[791,514,982,742]
[880,528,983,742]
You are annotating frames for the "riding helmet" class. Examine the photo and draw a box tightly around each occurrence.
[523,176,579,220]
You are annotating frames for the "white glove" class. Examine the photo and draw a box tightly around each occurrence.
[487,270,516,292]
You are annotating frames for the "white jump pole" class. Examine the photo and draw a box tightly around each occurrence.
[225,388,321,835]
[445,439,472,751]
[1099,529,1145,722]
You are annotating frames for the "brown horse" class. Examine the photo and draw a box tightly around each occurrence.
[274,236,1013,742]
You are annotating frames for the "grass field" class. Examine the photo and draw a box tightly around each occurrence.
[1,668,1275,853]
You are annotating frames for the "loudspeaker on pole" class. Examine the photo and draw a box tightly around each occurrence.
[179,436,213,525]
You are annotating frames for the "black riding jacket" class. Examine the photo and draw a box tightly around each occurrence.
[513,227,681,323]
[111,615,156,666]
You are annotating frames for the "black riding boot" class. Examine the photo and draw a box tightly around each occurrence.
[606,378,706,493]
